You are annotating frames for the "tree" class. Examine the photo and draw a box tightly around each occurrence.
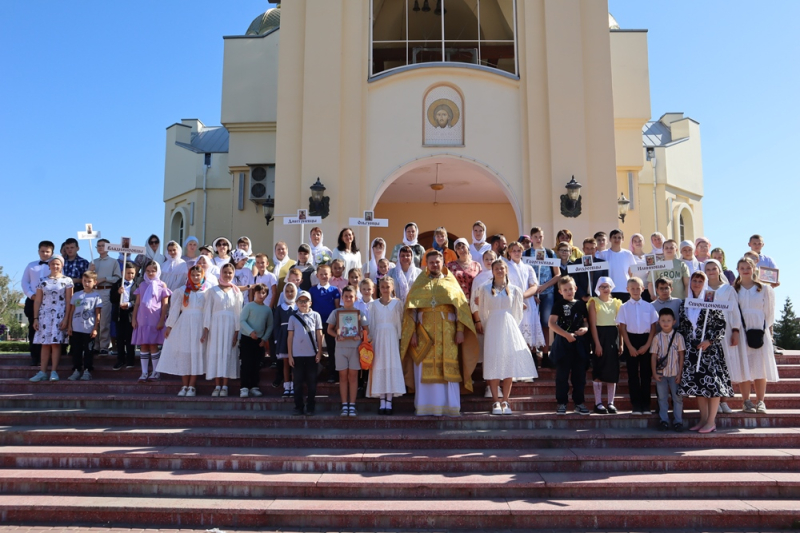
[0,266,25,339]
[774,297,800,350]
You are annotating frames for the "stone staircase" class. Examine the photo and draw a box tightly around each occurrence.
[1,351,799,530]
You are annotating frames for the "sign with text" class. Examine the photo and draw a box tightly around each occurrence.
[684,297,736,312]
[567,256,605,274]
[522,256,560,268]
[106,237,146,255]
[284,209,321,225]
[632,256,673,277]
[77,231,101,240]
[349,210,388,227]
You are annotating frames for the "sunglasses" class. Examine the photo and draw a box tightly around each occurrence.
[149,240,159,245]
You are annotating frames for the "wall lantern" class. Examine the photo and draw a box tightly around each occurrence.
[309,178,330,219]
[560,175,582,218]
[617,192,631,223]
[263,195,275,226]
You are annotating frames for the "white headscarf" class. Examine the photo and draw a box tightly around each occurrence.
[162,241,185,271]
[309,229,331,265]
[453,238,470,260]
[469,222,490,263]
[280,281,298,310]
[594,276,616,294]
[195,255,218,286]
[650,232,665,255]
[703,259,726,286]
[236,236,253,257]
[402,222,419,247]
[144,234,166,264]
[686,272,707,330]
[368,237,392,280]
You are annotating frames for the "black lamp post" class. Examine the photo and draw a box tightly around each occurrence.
[263,195,275,226]
[560,175,583,218]
[309,178,330,219]
[617,192,631,223]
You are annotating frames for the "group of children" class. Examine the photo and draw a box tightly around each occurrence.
[24,227,778,426]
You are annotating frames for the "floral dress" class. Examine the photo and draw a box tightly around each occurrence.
[678,306,734,398]
[447,260,482,302]
[33,276,74,345]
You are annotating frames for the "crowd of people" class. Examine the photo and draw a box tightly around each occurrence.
[21,224,780,428]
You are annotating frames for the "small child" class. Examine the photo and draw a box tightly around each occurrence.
[253,253,278,308]
[375,258,391,286]
[367,277,406,414]
[309,264,341,384]
[231,249,255,302]
[330,259,348,292]
[202,263,243,397]
[112,262,137,370]
[679,240,701,275]
[273,283,298,397]
[236,236,256,271]
[548,276,590,415]
[587,276,622,414]
[132,261,172,382]
[650,308,686,431]
[67,271,102,381]
[287,290,324,416]
[294,244,316,291]
[355,278,374,321]
[327,285,369,417]
[616,277,659,415]
[159,266,209,396]
[347,268,364,300]
[239,283,274,398]
[651,278,682,318]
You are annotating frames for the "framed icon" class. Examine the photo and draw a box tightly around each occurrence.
[121,237,131,249]
[645,255,656,267]
[337,310,361,340]
[758,267,779,284]
[535,250,545,261]
[582,256,593,267]
[704,290,716,303]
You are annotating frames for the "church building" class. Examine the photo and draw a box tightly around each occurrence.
[163,1,704,252]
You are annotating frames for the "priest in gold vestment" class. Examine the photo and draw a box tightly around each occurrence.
[400,250,479,416]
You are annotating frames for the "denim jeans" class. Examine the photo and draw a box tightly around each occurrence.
[656,376,683,424]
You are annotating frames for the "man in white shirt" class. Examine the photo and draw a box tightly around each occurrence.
[596,229,637,303]
[22,240,55,366]
[616,278,659,415]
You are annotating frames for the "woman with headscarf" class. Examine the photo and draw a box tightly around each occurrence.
[390,222,425,268]
[447,238,482,303]
[364,237,395,282]
[202,263,243,397]
[704,258,747,415]
[195,255,219,287]
[678,271,734,433]
[552,229,583,263]
[309,227,332,266]
[182,237,200,268]
[159,265,209,397]
[650,232,665,255]
[161,241,188,292]
[710,247,736,285]
[134,235,166,278]
[469,221,491,263]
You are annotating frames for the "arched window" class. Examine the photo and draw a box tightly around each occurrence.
[171,210,184,245]
[679,213,685,243]
[371,0,518,78]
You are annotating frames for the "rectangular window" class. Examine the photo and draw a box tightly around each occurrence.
[627,171,635,211]
[371,0,517,78]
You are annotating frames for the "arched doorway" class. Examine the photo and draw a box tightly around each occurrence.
[370,155,521,252]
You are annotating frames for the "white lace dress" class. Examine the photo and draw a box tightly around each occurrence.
[477,283,538,381]
[737,284,778,382]
[504,259,545,348]
[202,286,243,380]
[159,287,207,376]
[366,298,406,397]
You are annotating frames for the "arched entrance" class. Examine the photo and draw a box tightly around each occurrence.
[370,155,521,252]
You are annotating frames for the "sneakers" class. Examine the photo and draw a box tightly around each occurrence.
[606,404,618,414]
[742,399,757,413]
[148,371,160,382]
[282,388,292,398]
[125,363,136,369]
[658,420,670,431]
[631,410,643,416]
[138,373,148,383]
[80,370,92,381]
[348,405,357,417]
[29,371,48,382]
[718,402,733,414]
[250,387,263,397]
[594,404,608,414]
[178,386,188,397]
[341,404,349,417]
[112,362,125,370]
[220,387,229,397]
[67,369,81,381]
[186,387,196,397]
[574,404,590,415]
[240,388,249,398]
[491,402,503,415]
[49,371,59,382]
[556,404,567,415]
[211,386,221,397]
[501,401,512,415]
[756,400,767,414]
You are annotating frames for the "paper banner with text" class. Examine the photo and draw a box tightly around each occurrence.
[567,262,606,274]
[632,258,673,278]
[349,210,388,227]
[522,256,560,268]
[284,209,321,225]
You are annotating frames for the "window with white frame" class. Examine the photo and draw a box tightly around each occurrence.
[371,0,517,78]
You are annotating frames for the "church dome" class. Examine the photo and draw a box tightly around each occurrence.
[246,5,281,36]
[608,13,620,30]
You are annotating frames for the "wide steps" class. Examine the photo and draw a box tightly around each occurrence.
[0,494,798,529]
[3,445,799,473]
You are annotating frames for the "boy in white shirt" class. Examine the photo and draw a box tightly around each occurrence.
[67,271,102,381]
[616,278,659,415]
[22,240,54,366]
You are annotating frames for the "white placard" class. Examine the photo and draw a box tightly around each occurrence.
[567,263,606,274]
[522,256,560,268]
[349,217,389,227]
[106,243,146,255]
[77,231,101,240]
[684,297,736,312]
[632,260,673,276]
[284,209,321,225]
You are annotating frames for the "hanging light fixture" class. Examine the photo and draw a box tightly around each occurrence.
[413,0,421,12]
[430,163,443,206]
[421,0,431,12]
[434,0,443,15]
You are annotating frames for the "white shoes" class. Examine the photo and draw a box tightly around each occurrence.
[240,388,249,398]
[212,386,221,397]
[220,387,229,397]
[718,402,733,414]
[186,387,196,397]
[491,402,503,415]
[178,386,188,397]
[501,401,512,415]
[249,387,263,397]
[756,400,767,414]
[68,369,81,381]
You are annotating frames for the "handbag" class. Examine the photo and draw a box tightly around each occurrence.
[358,331,374,370]
[738,303,766,349]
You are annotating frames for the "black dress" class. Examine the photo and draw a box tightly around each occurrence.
[592,326,620,383]
[677,306,734,398]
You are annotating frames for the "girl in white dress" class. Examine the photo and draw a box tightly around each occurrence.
[30,255,73,382]
[504,241,545,349]
[367,277,406,414]
[160,266,209,397]
[195,255,219,287]
[476,259,538,415]
[161,241,188,292]
[469,250,498,396]
[734,258,778,414]
[201,263,243,397]
[704,259,749,414]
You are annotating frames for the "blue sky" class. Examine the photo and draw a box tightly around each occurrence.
[1,1,797,308]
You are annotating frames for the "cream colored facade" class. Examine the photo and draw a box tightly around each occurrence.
[163,1,703,254]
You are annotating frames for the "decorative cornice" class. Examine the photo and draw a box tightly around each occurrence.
[223,122,277,133]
